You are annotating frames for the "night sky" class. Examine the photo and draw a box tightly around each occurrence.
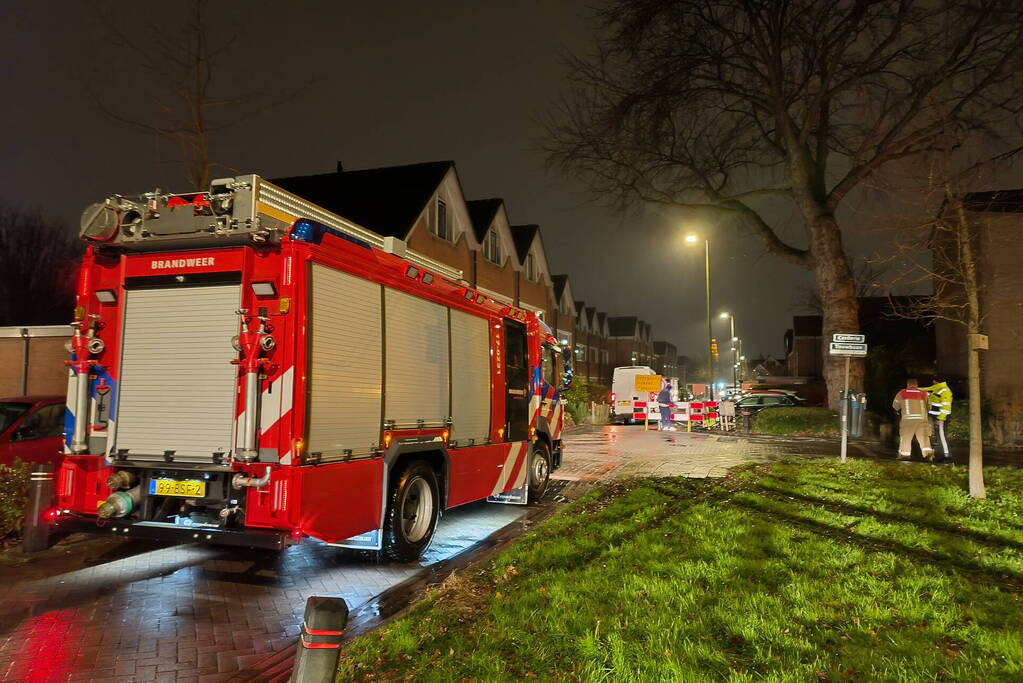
[2,1,959,365]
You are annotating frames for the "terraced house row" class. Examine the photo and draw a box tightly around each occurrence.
[273,160,680,388]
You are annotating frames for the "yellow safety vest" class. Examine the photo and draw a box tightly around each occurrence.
[921,382,953,422]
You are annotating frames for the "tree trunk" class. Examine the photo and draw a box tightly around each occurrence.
[967,345,985,498]
[954,197,986,498]
[809,215,862,407]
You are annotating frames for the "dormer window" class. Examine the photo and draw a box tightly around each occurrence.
[483,228,502,264]
[430,197,453,242]
[525,252,538,282]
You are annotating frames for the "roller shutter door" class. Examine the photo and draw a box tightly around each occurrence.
[114,284,240,462]
[308,265,382,459]
[450,310,490,444]
[384,288,450,426]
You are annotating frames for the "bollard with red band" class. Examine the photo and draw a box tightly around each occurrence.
[23,463,55,553]
[292,596,349,682]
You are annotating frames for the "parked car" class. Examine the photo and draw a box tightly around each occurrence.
[734,392,805,417]
[0,396,66,468]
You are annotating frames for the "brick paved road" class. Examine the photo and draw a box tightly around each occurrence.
[0,502,528,683]
[1,427,835,682]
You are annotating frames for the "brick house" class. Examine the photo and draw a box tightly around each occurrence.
[465,198,518,305]
[572,303,610,385]
[784,298,935,378]
[784,315,825,377]
[509,224,554,316]
[935,189,1023,443]
[546,275,575,351]
[273,160,676,392]
[607,316,655,369]
[274,161,482,283]
[652,341,679,380]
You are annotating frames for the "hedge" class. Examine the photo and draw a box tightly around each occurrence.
[751,407,840,437]
[0,460,30,539]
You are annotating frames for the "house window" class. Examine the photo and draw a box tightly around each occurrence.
[430,197,452,241]
[483,229,502,264]
[525,253,538,282]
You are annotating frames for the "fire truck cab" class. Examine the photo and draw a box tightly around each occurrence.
[56,175,565,560]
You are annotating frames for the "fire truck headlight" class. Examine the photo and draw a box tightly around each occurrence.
[260,336,276,351]
[87,338,105,354]
[231,335,242,352]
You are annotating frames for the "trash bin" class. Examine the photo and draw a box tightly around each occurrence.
[840,391,867,438]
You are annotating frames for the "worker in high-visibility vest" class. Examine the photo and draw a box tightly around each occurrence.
[892,378,934,461]
[922,380,953,462]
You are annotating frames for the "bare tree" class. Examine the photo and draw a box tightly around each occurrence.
[89,1,260,190]
[886,171,998,498]
[0,204,82,326]
[547,0,1023,406]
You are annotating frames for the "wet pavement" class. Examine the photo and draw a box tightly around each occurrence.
[2,426,1014,682]
[553,424,810,482]
[0,501,528,682]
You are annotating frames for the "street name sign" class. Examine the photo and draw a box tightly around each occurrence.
[634,375,663,392]
[829,342,868,357]
[833,333,865,343]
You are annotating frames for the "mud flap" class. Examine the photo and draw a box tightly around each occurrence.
[333,528,383,550]
[487,483,529,505]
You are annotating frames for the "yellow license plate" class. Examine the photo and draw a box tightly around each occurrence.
[618,401,631,406]
[150,479,206,498]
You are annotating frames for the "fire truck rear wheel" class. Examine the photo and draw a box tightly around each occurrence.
[527,442,551,503]
[382,460,440,562]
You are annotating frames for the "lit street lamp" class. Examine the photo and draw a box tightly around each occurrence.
[685,234,712,399]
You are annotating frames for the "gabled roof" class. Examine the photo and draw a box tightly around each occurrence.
[653,341,677,355]
[551,274,569,302]
[465,198,503,242]
[272,161,454,239]
[586,306,597,330]
[510,224,539,264]
[608,316,638,337]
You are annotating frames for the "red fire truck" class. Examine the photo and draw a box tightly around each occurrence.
[55,175,565,560]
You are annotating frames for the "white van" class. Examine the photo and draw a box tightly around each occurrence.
[610,366,663,424]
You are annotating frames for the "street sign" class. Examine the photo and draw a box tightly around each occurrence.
[833,333,865,343]
[634,374,663,392]
[829,342,867,357]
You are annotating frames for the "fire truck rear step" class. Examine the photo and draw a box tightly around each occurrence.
[107,520,296,550]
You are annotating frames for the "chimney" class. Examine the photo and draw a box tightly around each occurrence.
[336,161,344,174]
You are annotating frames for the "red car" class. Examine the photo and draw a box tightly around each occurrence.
[0,396,66,468]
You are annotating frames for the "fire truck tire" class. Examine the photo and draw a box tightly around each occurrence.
[382,460,440,562]
[527,442,551,503]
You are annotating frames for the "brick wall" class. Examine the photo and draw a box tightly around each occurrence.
[406,216,474,279]
[475,255,516,303]
[0,336,68,397]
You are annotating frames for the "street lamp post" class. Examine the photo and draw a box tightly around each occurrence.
[719,311,737,391]
[686,234,712,399]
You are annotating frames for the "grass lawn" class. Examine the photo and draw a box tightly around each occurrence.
[339,459,1023,681]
